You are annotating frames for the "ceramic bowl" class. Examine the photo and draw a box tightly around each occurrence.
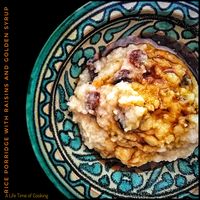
[26,1,199,199]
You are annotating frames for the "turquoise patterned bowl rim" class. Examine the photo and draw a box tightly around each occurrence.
[26,1,199,199]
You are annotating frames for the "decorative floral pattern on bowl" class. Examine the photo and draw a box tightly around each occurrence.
[26,1,199,199]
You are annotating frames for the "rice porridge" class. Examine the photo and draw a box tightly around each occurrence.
[68,36,198,167]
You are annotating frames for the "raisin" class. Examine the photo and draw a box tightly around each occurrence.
[86,91,100,111]
[180,74,191,87]
[86,59,97,81]
[142,67,161,84]
[129,49,146,68]
[143,71,151,78]
[142,70,155,84]
[113,69,131,84]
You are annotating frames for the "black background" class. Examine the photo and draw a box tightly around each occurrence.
[0,1,89,199]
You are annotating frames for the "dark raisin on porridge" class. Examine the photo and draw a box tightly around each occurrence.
[86,91,100,111]
[180,74,192,87]
[86,60,98,81]
[129,49,146,68]
[113,69,131,84]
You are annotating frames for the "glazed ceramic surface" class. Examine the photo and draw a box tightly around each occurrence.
[26,1,199,199]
